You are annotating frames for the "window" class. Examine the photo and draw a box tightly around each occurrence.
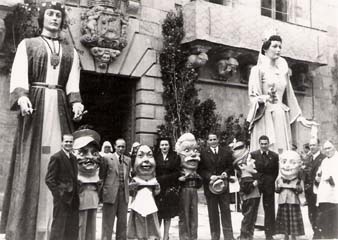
[261,0,311,27]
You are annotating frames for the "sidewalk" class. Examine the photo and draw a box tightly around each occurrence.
[94,202,312,240]
[0,203,313,240]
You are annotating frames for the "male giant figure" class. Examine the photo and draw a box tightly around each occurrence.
[303,138,325,238]
[100,138,131,240]
[0,2,84,240]
[250,135,279,240]
[198,133,235,240]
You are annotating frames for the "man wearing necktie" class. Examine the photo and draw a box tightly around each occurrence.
[303,138,325,239]
[99,138,131,240]
[199,133,235,240]
[250,135,279,240]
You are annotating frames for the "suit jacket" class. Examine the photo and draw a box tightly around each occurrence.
[250,149,279,194]
[45,150,79,207]
[99,153,130,204]
[304,152,326,191]
[198,145,234,196]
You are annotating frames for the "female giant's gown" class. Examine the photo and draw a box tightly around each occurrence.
[247,55,301,152]
[0,37,81,240]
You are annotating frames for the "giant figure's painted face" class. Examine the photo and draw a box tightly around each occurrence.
[279,151,302,180]
[75,143,100,178]
[178,141,200,171]
[134,145,156,180]
[240,155,257,175]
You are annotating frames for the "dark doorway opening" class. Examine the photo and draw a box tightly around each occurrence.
[76,71,136,148]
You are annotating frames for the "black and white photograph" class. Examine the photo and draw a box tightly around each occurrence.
[0,0,337,239]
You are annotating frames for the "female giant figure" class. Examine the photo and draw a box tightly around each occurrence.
[0,2,84,240]
[247,34,315,152]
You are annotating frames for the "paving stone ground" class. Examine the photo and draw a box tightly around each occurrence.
[0,194,314,240]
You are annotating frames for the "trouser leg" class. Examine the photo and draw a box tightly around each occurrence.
[206,194,221,240]
[219,193,233,240]
[102,203,117,240]
[190,189,198,240]
[262,192,275,238]
[116,188,128,240]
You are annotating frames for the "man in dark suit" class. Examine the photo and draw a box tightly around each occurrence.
[100,138,131,240]
[46,134,79,240]
[199,133,235,240]
[303,138,325,239]
[250,135,279,240]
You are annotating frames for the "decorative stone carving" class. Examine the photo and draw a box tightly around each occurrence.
[216,57,239,81]
[80,0,129,72]
[186,52,208,68]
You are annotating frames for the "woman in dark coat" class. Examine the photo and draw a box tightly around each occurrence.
[155,137,181,240]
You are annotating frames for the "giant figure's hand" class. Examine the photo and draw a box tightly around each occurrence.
[18,96,33,116]
[72,102,84,121]
[297,116,319,128]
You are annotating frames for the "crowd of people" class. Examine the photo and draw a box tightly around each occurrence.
[42,131,338,240]
[1,2,337,240]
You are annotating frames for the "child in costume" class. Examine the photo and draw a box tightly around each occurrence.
[232,141,260,240]
[73,129,101,240]
[175,133,202,240]
[128,145,161,240]
[275,150,305,240]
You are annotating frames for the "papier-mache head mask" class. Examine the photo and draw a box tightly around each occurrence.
[134,145,156,180]
[73,129,101,182]
[279,150,302,180]
[175,133,200,171]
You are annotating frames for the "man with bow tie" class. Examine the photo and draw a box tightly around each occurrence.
[250,135,279,240]
[199,133,235,240]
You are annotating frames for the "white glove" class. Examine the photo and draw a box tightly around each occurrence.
[72,102,84,121]
[18,96,33,116]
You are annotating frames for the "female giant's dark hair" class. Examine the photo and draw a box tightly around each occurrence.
[261,35,282,55]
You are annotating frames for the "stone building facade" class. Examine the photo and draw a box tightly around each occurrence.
[0,0,337,196]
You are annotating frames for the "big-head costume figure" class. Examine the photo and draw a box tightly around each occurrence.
[175,133,202,240]
[1,2,84,240]
[128,145,161,240]
[275,151,304,239]
[232,141,260,240]
[73,129,101,240]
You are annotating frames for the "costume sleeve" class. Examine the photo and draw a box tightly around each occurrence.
[9,40,29,110]
[66,49,82,104]
[284,66,301,124]
[246,66,268,130]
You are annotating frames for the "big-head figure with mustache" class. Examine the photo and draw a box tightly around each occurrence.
[175,133,202,240]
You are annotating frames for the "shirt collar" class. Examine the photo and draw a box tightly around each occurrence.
[62,149,70,158]
[260,150,269,155]
[313,151,320,159]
